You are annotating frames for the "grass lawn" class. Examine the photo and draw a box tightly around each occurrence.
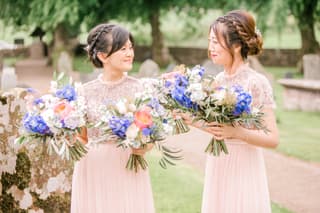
[265,67,320,162]
[148,153,292,213]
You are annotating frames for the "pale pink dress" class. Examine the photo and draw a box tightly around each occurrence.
[71,75,155,213]
[201,64,275,213]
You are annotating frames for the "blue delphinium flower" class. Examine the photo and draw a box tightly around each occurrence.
[23,113,51,135]
[33,98,44,106]
[56,85,77,101]
[170,74,198,110]
[109,116,132,139]
[233,90,252,116]
[175,75,188,88]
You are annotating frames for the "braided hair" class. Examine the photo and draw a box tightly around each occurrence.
[210,10,263,60]
[86,23,134,68]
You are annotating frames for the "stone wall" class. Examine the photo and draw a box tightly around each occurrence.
[0,47,29,58]
[134,46,300,67]
[0,88,72,212]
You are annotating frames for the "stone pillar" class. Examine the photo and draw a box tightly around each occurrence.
[303,54,320,80]
[0,88,73,212]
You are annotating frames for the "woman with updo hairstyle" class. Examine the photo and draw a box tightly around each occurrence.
[185,10,279,212]
[71,23,155,213]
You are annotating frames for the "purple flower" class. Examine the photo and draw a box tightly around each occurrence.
[142,127,153,136]
[23,113,51,135]
[33,98,44,106]
[109,116,132,139]
[233,91,252,116]
[56,85,77,101]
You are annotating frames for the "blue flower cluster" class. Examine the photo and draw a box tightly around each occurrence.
[56,85,77,101]
[23,113,51,135]
[233,87,252,116]
[170,75,198,110]
[193,66,205,77]
[109,116,132,139]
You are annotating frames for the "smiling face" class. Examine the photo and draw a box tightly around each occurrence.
[104,39,134,72]
[208,26,233,68]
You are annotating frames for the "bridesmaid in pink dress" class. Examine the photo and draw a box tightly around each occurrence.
[193,10,279,213]
[71,24,155,213]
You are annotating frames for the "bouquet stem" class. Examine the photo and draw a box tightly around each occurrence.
[174,118,190,134]
[126,154,148,172]
[69,140,88,161]
[205,137,228,156]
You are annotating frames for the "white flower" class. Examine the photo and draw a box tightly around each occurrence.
[126,124,139,140]
[163,123,174,135]
[251,107,260,115]
[64,113,83,129]
[212,89,226,105]
[190,91,206,102]
[116,100,127,114]
[49,81,58,93]
[187,83,206,102]
[128,103,137,112]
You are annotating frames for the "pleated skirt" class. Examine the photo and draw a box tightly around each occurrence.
[71,143,155,213]
[201,140,271,213]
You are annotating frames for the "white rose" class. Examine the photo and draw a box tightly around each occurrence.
[116,100,127,114]
[126,124,139,140]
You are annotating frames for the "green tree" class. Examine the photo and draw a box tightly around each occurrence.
[287,0,320,55]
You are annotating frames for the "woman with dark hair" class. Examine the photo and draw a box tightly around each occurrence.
[71,23,155,213]
[190,10,279,212]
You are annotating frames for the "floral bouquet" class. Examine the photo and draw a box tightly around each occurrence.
[155,64,207,134]
[95,92,182,172]
[193,83,269,156]
[15,72,87,161]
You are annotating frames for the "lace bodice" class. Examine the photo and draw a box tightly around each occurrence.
[80,74,143,140]
[215,64,276,109]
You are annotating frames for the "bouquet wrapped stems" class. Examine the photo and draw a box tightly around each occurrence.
[205,137,229,156]
[126,154,148,173]
[174,117,190,134]
[68,140,88,161]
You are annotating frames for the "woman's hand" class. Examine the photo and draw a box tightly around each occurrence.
[131,143,154,156]
[75,127,88,145]
[205,122,243,140]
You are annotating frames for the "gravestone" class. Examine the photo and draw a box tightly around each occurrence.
[1,67,17,91]
[303,54,320,80]
[201,59,223,77]
[57,51,73,74]
[137,59,160,78]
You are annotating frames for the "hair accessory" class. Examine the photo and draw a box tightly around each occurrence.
[255,27,261,37]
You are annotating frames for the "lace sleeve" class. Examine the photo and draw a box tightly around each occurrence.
[249,74,276,109]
